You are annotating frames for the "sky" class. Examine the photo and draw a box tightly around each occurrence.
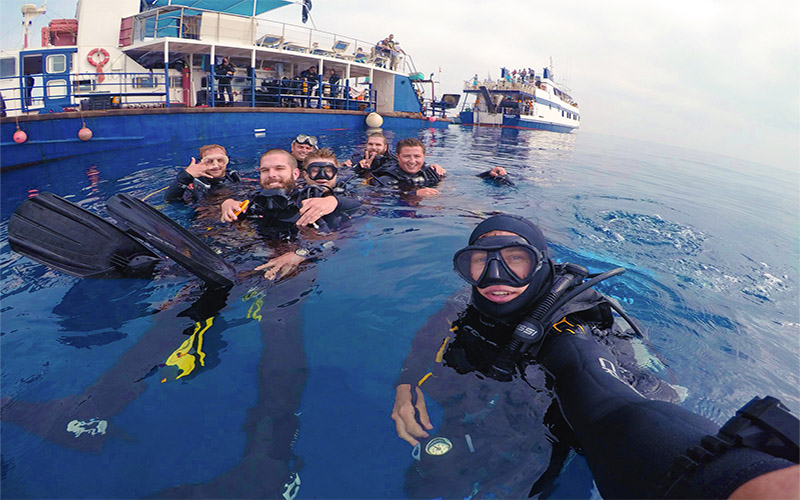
[2,0,798,171]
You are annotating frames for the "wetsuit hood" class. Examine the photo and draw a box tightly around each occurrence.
[467,215,553,322]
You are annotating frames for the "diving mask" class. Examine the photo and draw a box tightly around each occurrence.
[453,235,544,288]
[305,161,338,181]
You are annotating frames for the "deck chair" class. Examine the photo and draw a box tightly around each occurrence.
[256,34,283,48]
[331,40,350,58]
[353,49,369,63]
[369,47,388,67]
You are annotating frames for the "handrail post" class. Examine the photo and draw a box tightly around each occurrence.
[250,66,256,108]
[345,79,350,110]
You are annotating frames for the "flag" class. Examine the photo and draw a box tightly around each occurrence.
[302,0,312,23]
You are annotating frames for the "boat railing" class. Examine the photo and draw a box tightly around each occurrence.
[0,70,376,116]
[126,6,399,71]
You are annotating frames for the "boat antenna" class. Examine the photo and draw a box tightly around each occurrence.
[21,2,47,49]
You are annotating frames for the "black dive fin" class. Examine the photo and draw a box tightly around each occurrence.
[8,193,160,279]
[107,194,235,289]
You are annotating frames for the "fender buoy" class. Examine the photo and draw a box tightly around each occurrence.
[87,48,110,83]
[365,112,383,128]
[13,129,28,144]
[428,116,436,123]
[78,126,93,141]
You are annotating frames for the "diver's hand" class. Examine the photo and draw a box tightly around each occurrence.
[297,196,338,226]
[392,384,433,446]
[359,150,376,170]
[415,187,439,197]
[489,166,507,177]
[255,251,305,280]
[220,198,244,222]
[185,157,214,179]
[341,159,353,168]
[430,163,446,176]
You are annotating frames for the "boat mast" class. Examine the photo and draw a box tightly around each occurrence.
[21,2,47,49]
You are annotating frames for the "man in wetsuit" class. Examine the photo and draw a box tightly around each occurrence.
[373,138,446,197]
[290,133,318,164]
[220,149,356,280]
[341,132,397,175]
[164,144,241,203]
[392,214,799,498]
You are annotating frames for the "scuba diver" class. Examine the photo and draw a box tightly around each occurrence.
[164,144,241,203]
[392,214,799,499]
[341,131,397,176]
[477,166,515,187]
[372,138,446,198]
[219,148,359,280]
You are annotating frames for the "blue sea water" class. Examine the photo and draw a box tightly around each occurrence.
[1,126,798,499]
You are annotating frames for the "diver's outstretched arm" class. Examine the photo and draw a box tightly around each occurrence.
[537,327,798,499]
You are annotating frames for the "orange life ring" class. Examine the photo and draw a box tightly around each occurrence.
[87,48,109,83]
[87,48,109,67]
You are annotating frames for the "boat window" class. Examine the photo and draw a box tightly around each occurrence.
[0,57,16,78]
[73,79,95,93]
[133,76,157,88]
[46,54,67,73]
[46,79,68,98]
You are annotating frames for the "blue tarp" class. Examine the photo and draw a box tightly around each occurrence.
[144,0,293,16]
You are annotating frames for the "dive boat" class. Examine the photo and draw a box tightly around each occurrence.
[458,67,579,133]
[0,0,448,169]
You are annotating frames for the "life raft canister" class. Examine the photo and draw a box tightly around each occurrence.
[87,48,110,83]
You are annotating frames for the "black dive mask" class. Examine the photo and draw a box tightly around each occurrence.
[453,235,544,288]
[305,161,338,181]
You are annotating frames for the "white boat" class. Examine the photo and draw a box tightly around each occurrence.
[458,67,580,133]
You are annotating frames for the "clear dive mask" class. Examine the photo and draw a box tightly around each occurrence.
[453,235,544,288]
[305,161,338,181]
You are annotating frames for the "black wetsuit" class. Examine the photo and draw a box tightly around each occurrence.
[164,169,241,203]
[477,169,515,187]
[395,280,679,498]
[350,151,397,176]
[372,162,442,191]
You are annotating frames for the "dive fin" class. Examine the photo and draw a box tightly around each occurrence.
[8,193,160,279]
[107,194,235,289]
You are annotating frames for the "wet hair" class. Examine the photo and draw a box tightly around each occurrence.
[367,132,387,145]
[259,148,298,170]
[396,137,425,155]
[303,147,338,168]
[199,144,226,157]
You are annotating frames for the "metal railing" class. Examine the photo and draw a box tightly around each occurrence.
[0,70,375,116]
[129,6,408,71]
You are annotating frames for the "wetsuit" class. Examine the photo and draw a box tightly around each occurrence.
[538,322,797,499]
[164,169,241,203]
[477,169,515,187]
[350,151,397,177]
[372,162,442,191]
[396,277,679,498]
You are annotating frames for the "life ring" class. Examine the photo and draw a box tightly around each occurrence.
[87,48,109,83]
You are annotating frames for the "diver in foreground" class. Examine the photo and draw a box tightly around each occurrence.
[392,214,798,499]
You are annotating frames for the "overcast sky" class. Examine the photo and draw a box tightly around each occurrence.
[2,0,798,171]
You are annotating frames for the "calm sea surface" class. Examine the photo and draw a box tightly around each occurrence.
[1,126,798,499]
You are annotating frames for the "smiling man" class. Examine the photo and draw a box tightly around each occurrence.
[165,144,241,203]
[373,138,446,197]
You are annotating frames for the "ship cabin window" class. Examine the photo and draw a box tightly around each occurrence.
[46,79,67,98]
[74,79,95,93]
[0,57,16,78]
[46,54,67,74]
[132,76,157,88]
[169,76,182,88]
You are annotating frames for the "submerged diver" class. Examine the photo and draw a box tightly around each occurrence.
[392,214,799,499]
[372,138,446,197]
[164,144,241,203]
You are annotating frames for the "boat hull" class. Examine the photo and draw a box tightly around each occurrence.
[1,108,448,170]
[458,110,577,134]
